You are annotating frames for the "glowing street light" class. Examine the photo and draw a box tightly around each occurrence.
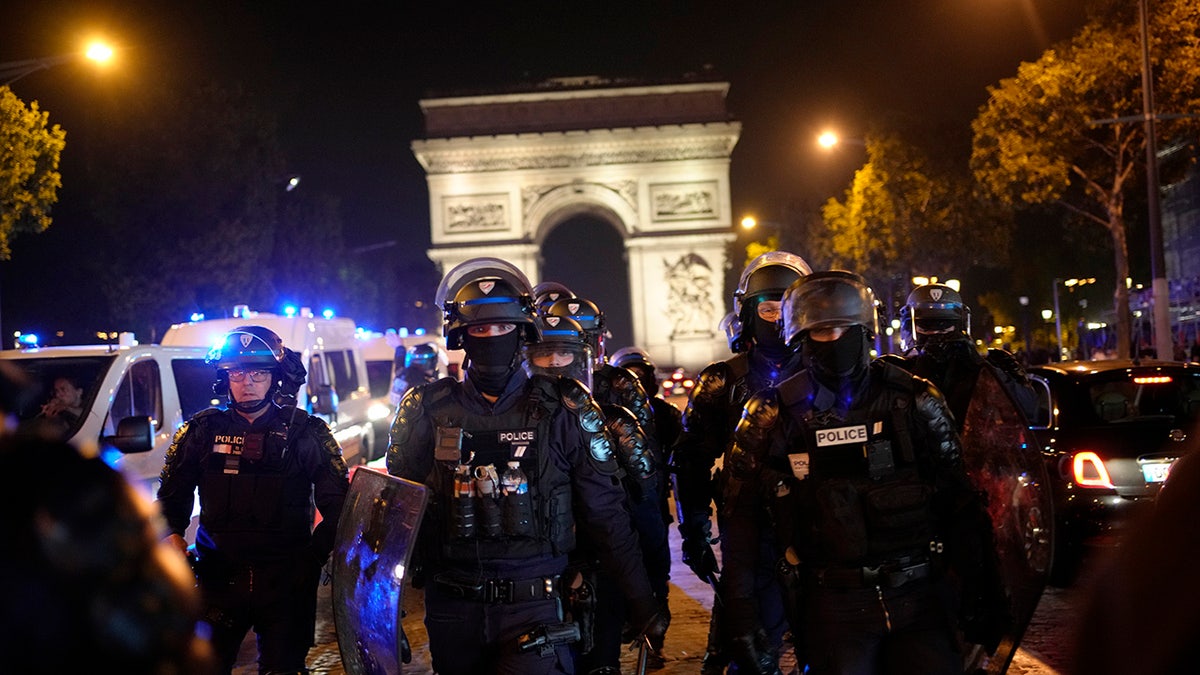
[817,130,840,149]
[0,39,117,86]
[740,215,758,230]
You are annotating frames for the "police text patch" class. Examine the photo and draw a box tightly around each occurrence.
[815,424,868,447]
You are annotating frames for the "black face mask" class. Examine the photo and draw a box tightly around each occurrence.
[803,325,869,382]
[753,314,788,361]
[464,331,523,396]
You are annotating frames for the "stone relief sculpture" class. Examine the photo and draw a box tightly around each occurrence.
[664,253,716,338]
[650,181,717,221]
[444,195,508,233]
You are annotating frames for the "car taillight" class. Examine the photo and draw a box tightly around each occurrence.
[1072,451,1114,489]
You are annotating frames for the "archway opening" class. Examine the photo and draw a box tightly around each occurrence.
[541,215,633,353]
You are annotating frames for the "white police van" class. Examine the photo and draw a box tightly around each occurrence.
[160,306,377,466]
[0,334,214,495]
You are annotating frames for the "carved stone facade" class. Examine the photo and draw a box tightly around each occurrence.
[413,79,739,371]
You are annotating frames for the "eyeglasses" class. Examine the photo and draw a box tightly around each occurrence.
[226,369,273,383]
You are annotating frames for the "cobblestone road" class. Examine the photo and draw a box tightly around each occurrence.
[236,513,1083,674]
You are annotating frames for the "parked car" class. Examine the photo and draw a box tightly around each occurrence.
[1027,359,1200,584]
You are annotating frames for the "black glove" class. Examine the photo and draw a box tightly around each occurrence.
[625,595,669,645]
[728,631,783,675]
[681,514,715,578]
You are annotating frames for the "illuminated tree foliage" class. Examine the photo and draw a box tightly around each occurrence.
[822,132,1009,320]
[971,0,1200,358]
[0,86,66,259]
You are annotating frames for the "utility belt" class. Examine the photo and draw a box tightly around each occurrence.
[432,572,561,604]
[811,556,932,590]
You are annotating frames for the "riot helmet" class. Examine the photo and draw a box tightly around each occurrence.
[780,271,878,347]
[206,325,288,412]
[782,271,879,383]
[405,342,440,377]
[436,257,539,351]
[532,281,574,315]
[547,296,606,366]
[900,283,971,352]
[437,258,539,396]
[609,345,658,396]
[523,314,594,389]
[730,251,813,354]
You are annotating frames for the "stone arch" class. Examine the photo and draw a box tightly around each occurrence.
[413,77,740,371]
[525,182,636,246]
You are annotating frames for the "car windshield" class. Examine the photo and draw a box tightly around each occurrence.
[1069,371,1200,425]
[5,355,116,437]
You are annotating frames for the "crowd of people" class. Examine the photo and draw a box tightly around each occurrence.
[12,251,1190,675]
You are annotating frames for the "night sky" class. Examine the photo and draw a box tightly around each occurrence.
[2,0,1093,341]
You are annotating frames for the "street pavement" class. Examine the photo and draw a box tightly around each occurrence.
[235,510,1078,675]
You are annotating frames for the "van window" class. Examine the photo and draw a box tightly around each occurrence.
[105,360,163,436]
[366,359,393,398]
[326,350,360,400]
[172,358,219,418]
[6,355,114,437]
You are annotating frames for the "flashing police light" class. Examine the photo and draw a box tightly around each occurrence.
[17,333,38,347]
[190,312,205,322]
[398,328,410,337]
[322,309,334,320]
[283,305,298,318]
[415,328,426,336]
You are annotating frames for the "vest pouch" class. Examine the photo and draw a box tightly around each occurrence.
[502,490,535,538]
[545,482,575,554]
[813,481,868,562]
[862,479,934,557]
[450,492,476,539]
[477,493,502,538]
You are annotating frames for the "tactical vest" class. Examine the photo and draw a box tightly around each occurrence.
[776,367,936,567]
[194,407,315,542]
[421,377,576,562]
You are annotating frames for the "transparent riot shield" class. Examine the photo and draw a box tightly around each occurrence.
[960,367,1054,674]
[332,468,428,675]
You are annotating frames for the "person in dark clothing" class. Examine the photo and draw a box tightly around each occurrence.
[887,283,1038,425]
[158,326,350,674]
[387,258,665,675]
[719,271,1007,675]
[546,294,674,669]
[671,250,812,673]
[391,342,442,405]
[524,314,667,674]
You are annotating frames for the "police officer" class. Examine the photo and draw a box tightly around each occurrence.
[387,258,665,675]
[720,271,1005,675]
[547,296,672,667]
[158,326,350,674]
[890,283,1038,424]
[533,280,575,315]
[391,342,442,406]
[524,314,665,674]
[671,250,811,673]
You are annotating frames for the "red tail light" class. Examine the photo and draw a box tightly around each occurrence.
[1072,451,1114,488]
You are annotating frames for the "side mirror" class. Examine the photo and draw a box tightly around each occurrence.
[103,416,154,454]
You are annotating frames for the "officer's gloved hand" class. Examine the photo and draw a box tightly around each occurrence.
[680,518,719,581]
[625,595,669,645]
[728,630,783,675]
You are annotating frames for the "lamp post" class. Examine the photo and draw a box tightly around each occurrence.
[1052,279,1064,360]
[1137,0,1172,361]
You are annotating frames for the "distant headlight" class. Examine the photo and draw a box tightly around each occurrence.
[368,402,393,422]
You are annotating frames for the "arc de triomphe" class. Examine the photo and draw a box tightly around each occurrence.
[412,77,739,372]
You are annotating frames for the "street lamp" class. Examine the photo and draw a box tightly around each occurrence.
[1137,0,1173,363]
[0,40,116,86]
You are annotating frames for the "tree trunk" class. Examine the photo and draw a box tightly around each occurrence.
[1111,215,1131,359]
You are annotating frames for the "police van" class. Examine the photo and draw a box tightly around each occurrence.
[0,334,214,495]
[160,307,378,466]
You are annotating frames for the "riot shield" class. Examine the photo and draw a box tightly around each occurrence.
[959,366,1053,674]
[332,467,428,675]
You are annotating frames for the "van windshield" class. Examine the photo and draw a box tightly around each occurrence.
[6,355,117,438]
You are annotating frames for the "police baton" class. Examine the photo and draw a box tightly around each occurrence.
[635,634,651,675]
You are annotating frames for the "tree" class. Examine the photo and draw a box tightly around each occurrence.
[971,0,1200,359]
[822,132,1010,323]
[0,86,66,259]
